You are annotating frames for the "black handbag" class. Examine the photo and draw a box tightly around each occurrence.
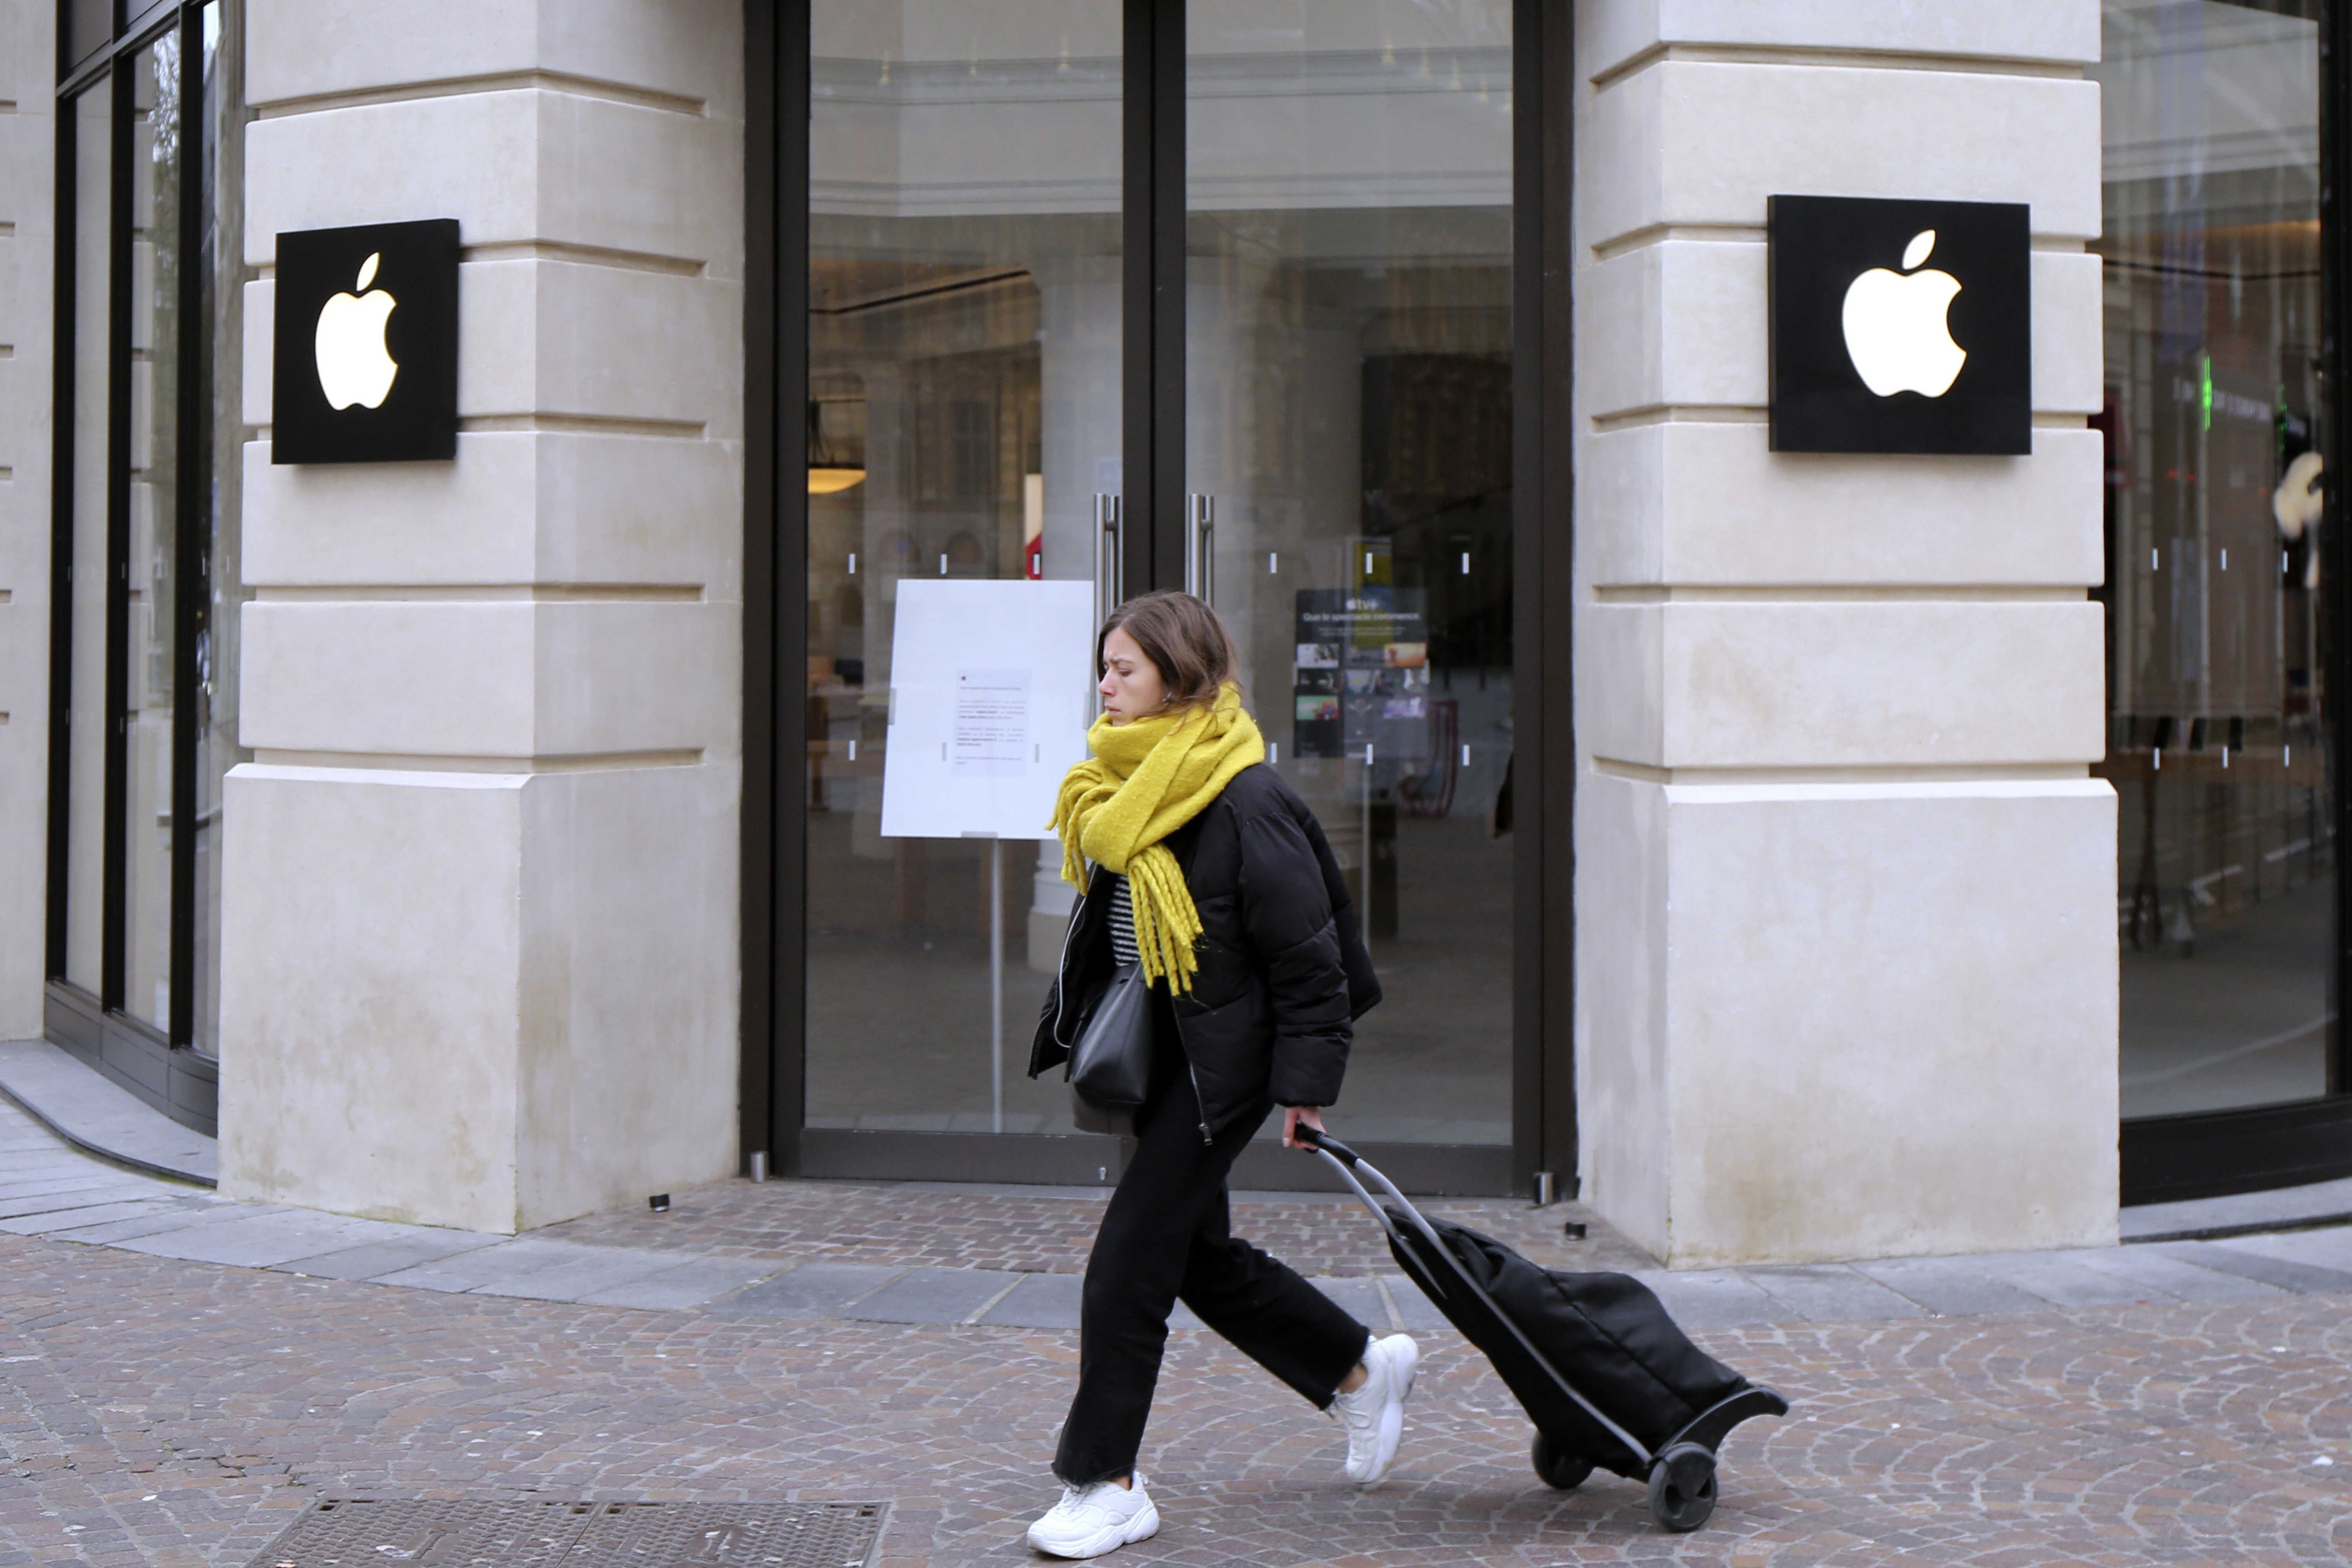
[1066,960,1155,1132]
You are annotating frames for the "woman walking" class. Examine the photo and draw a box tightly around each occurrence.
[1024,590,1417,1559]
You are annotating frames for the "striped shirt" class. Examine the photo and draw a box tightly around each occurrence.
[1107,873,1140,965]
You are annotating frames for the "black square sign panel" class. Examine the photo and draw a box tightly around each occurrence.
[1768,195,2029,455]
[272,219,458,463]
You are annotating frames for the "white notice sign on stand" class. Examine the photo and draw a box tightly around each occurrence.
[880,579,1095,840]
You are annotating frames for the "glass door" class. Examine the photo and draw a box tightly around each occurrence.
[1183,0,1516,1147]
[790,0,1527,1180]
[803,0,1123,1139]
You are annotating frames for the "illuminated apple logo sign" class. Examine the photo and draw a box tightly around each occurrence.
[272,219,458,463]
[314,252,400,410]
[1768,196,2029,455]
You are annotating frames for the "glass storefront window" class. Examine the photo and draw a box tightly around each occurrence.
[193,0,250,1055]
[124,31,185,1029]
[2094,0,2335,1116]
[48,3,245,1117]
[63,81,111,997]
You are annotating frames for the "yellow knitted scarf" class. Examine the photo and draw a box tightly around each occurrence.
[1051,682,1265,993]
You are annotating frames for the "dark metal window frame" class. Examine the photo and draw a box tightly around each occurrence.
[2117,0,2352,1204]
[44,0,221,1134]
[740,0,1574,1196]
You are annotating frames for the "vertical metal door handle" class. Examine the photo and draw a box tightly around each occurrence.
[1094,493,1122,627]
[1186,494,1215,607]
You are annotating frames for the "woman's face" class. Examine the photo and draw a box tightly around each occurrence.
[1098,626,1170,725]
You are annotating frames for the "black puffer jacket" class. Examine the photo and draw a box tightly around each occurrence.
[1029,762,1380,1133]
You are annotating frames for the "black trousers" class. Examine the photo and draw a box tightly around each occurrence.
[1053,1009,1370,1486]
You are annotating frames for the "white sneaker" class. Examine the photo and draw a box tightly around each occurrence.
[1025,1473,1160,1559]
[1330,1332,1419,1485]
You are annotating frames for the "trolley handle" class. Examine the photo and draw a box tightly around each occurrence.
[1292,1123,1361,1166]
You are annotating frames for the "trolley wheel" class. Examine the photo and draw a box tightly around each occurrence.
[1646,1443,1717,1533]
[1530,1432,1595,1491]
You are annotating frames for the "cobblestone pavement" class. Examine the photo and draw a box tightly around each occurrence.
[3,1226,2349,1568]
[4,1104,2352,1565]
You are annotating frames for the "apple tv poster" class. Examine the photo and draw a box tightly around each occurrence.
[1293,588,1430,763]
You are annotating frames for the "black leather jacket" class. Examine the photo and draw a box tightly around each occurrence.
[1028,763,1380,1134]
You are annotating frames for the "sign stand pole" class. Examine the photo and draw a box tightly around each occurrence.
[991,837,1005,1133]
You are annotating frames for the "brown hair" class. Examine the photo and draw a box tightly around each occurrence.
[1097,590,1239,713]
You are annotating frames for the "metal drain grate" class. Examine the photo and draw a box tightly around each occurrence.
[247,1497,889,1568]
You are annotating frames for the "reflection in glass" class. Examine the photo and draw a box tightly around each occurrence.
[804,0,1122,1132]
[64,83,111,996]
[124,34,185,1029]
[2094,0,2335,1115]
[1187,0,1514,1143]
[193,0,249,1055]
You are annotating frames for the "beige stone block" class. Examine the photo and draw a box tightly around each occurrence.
[1584,62,2101,246]
[1584,424,2103,587]
[242,432,741,593]
[218,759,739,1232]
[1571,771,1671,1242]
[515,762,739,1224]
[242,277,274,430]
[1580,241,1764,417]
[1581,0,2101,82]
[1581,244,2103,421]
[457,260,743,434]
[0,0,53,105]
[217,765,529,1233]
[241,599,736,759]
[1579,776,2118,1266]
[1584,599,2105,769]
[245,91,737,270]
[248,0,741,115]
[2031,249,2104,415]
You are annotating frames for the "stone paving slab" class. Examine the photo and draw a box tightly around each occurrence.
[1850,1255,2058,1316]
[1638,1269,1791,1327]
[1308,1274,1390,1332]
[470,1246,709,1302]
[276,1231,505,1281]
[2223,1224,2352,1272]
[2057,1241,2288,1301]
[844,1267,1025,1325]
[717,1261,907,1318]
[0,1037,218,1183]
[42,1201,255,1244]
[1379,1272,1455,1332]
[0,1186,176,1228]
[577,1256,781,1310]
[1741,1263,1933,1322]
[113,1208,407,1268]
[977,1270,1084,1329]
[0,1176,160,1209]
[368,1237,618,1294]
[2162,1240,2352,1295]
[1962,1250,2158,1308]
[0,1197,194,1237]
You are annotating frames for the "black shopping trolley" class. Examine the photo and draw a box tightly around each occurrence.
[1298,1127,1789,1532]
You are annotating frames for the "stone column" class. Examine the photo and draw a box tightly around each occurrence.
[0,0,54,1037]
[1573,1,2117,1265]
[218,1,744,1234]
